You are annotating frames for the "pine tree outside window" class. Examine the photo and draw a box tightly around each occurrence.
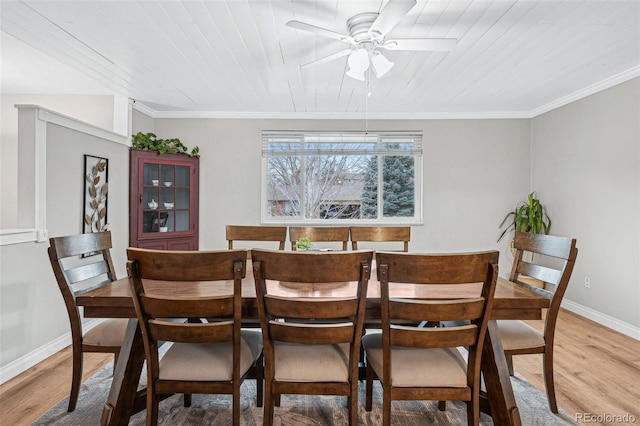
[261,131,422,224]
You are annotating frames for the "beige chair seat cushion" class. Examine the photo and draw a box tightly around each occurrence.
[362,333,467,388]
[517,275,545,288]
[83,318,128,347]
[274,341,350,382]
[497,320,545,351]
[159,329,262,381]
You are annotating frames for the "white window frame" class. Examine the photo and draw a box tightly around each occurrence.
[261,131,423,225]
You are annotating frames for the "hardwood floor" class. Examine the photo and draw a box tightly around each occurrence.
[511,309,640,425]
[0,309,638,425]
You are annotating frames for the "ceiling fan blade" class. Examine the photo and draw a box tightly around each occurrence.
[381,38,458,51]
[286,20,354,43]
[301,49,353,69]
[369,0,417,38]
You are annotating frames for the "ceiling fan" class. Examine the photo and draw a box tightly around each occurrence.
[286,0,458,81]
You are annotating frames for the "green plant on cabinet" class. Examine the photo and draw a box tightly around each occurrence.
[131,132,200,158]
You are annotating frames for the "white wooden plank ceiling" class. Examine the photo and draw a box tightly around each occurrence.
[1,0,639,116]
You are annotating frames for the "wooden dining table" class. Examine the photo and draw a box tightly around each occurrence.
[76,260,549,426]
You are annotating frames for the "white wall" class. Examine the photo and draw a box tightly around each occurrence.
[0,116,130,380]
[131,108,155,135]
[531,78,640,327]
[153,117,531,276]
[1,95,115,228]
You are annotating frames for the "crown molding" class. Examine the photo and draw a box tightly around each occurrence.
[131,101,159,118]
[131,68,640,120]
[528,66,640,118]
[134,109,532,120]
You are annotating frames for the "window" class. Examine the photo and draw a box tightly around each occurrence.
[261,131,422,224]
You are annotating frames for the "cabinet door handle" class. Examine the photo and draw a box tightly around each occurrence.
[139,194,142,203]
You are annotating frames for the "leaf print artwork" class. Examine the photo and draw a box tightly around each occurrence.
[83,155,109,233]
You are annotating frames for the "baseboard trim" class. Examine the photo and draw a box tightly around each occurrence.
[0,319,102,385]
[562,299,640,340]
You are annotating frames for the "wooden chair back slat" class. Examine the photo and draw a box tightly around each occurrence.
[388,298,486,322]
[390,325,479,349]
[64,261,111,285]
[127,248,246,281]
[288,226,350,251]
[377,251,498,355]
[140,295,234,318]
[127,249,246,333]
[516,262,562,286]
[378,251,500,284]
[264,296,358,319]
[49,232,114,258]
[226,225,287,251]
[513,231,576,259]
[148,320,234,343]
[252,249,371,282]
[350,226,410,251]
[268,321,355,344]
[509,232,578,311]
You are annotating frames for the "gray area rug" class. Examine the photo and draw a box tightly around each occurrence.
[35,362,575,426]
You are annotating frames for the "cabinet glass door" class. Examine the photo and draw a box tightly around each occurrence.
[141,163,190,234]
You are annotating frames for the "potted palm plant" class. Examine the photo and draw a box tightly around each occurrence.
[498,191,552,243]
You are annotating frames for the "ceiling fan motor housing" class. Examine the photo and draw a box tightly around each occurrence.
[347,13,382,44]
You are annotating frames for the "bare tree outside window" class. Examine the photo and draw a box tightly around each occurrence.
[263,131,422,224]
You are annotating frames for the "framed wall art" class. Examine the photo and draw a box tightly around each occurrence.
[83,155,109,234]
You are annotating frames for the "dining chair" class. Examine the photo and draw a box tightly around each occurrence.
[363,251,499,426]
[251,249,374,426]
[226,225,287,254]
[47,231,128,412]
[127,248,263,426]
[350,226,411,252]
[497,231,578,413]
[288,226,350,251]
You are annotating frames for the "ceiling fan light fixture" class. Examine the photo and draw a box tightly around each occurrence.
[372,51,394,78]
[346,66,367,81]
[348,48,370,71]
[346,48,370,81]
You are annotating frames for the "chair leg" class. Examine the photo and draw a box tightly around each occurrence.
[233,384,240,426]
[147,388,159,426]
[67,346,83,412]
[183,394,192,407]
[365,362,374,411]
[543,349,558,413]
[506,354,514,376]
[348,384,358,426]
[466,399,479,426]
[256,353,264,408]
[264,378,274,426]
[382,384,391,426]
[438,400,447,411]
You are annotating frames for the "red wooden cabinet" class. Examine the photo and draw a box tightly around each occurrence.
[129,150,199,250]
